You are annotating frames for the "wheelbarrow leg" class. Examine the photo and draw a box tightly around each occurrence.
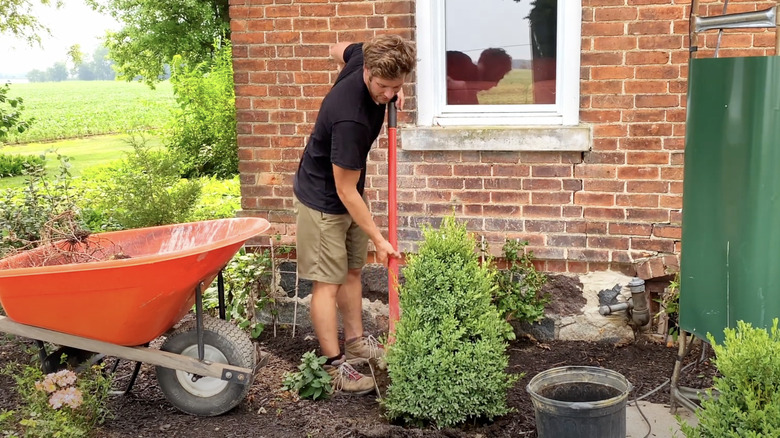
[218,270,226,320]
[124,361,143,395]
[108,344,147,395]
[195,281,205,361]
[35,340,48,365]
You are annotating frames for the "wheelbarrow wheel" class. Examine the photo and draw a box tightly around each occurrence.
[156,316,256,416]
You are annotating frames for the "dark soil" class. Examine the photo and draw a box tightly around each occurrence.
[0,323,715,438]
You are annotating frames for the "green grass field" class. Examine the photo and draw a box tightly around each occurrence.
[0,134,163,189]
[3,81,176,144]
[478,69,535,105]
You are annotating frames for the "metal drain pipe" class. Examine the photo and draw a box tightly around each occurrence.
[598,277,650,327]
[628,277,650,327]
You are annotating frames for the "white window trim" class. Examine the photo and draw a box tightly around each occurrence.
[415,0,582,127]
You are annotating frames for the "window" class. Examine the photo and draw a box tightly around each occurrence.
[415,0,582,127]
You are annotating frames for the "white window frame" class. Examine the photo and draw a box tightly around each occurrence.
[415,0,582,127]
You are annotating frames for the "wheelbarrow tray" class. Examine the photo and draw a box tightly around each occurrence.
[0,218,270,346]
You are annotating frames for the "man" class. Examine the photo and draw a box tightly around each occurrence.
[446,48,512,105]
[292,34,416,394]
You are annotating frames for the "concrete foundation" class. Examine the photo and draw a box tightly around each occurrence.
[258,263,651,344]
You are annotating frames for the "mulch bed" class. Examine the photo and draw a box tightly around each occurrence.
[0,323,715,438]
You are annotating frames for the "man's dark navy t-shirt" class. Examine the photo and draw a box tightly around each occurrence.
[293,43,387,215]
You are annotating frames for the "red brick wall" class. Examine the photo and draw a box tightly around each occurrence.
[230,0,776,275]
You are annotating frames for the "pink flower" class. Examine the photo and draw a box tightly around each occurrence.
[48,387,83,409]
[35,377,57,394]
[53,369,77,387]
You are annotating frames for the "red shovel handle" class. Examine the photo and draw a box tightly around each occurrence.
[387,101,399,335]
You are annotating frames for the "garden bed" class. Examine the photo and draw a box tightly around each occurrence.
[0,324,714,438]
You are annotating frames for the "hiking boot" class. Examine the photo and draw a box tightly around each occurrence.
[345,335,387,370]
[324,357,375,395]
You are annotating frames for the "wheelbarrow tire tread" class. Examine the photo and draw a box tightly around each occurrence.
[156,316,256,416]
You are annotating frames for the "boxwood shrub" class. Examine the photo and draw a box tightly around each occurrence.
[681,319,780,437]
[383,216,517,428]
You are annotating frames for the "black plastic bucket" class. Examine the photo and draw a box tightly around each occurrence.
[526,366,631,438]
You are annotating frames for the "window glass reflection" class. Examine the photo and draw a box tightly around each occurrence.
[444,0,557,105]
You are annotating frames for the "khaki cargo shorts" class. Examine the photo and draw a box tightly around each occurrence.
[294,196,369,285]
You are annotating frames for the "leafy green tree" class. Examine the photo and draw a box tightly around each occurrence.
[166,43,237,177]
[26,69,46,82]
[0,0,60,45]
[86,0,230,85]
[1,0,60,140]
[46,62,68,82]
[89,45,115,80]
[0,82,32,140]
[74,46,115,81]
[76,64,96,81]
[66,43,84,76]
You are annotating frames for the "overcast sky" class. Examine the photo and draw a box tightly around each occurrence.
[0,0,119,76]
[445,0,533,62]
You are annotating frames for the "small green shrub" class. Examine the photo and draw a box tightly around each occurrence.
[76,136,201,230]
[281,350,333,401]
[655,272,680,342]
[384,216,517,428]
[493,239,549,329]
[1,363,113,437]
[166,43,237,178]
[0,153,45,177]
[186,175,240,222]
[203,248,273,338]
[0,153,85,256]
[680,319,780,437]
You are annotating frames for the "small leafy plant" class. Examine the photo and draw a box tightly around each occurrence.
[680,319,780,437]
[655,272,680,343]
[0,153,45,178]
[1,362,113,437]
[492,239,549,328]
[384,216,517,428]
[203,248,273,338]
[185,175,240,222]
[0,153,85,256]
[75,135,201,230]
[281,350,332,401]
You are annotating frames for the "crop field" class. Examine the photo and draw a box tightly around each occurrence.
[3,81,176,144]
[478,69,535,105]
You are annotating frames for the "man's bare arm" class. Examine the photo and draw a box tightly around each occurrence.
[333,164,400,264]
[330,42,355,66]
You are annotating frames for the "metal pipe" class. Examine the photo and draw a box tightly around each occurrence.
[714,0,730,58]
[776,2,780,55]
[672,387,702,413]
[628,277,650,327]
[599,302,630,316]
[694,7,776,32]
[689,0,701,59]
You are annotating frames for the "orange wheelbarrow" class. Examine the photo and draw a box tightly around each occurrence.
[0,217,270,416]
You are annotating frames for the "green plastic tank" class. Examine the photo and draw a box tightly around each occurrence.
[680,56,780,343]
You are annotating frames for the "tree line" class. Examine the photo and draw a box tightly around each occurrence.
[26,45,116,82]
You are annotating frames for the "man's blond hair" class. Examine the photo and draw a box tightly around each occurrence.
[362,34,416,80]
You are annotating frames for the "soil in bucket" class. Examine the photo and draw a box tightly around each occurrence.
[539,382,622,403]
[527,366,631,438]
